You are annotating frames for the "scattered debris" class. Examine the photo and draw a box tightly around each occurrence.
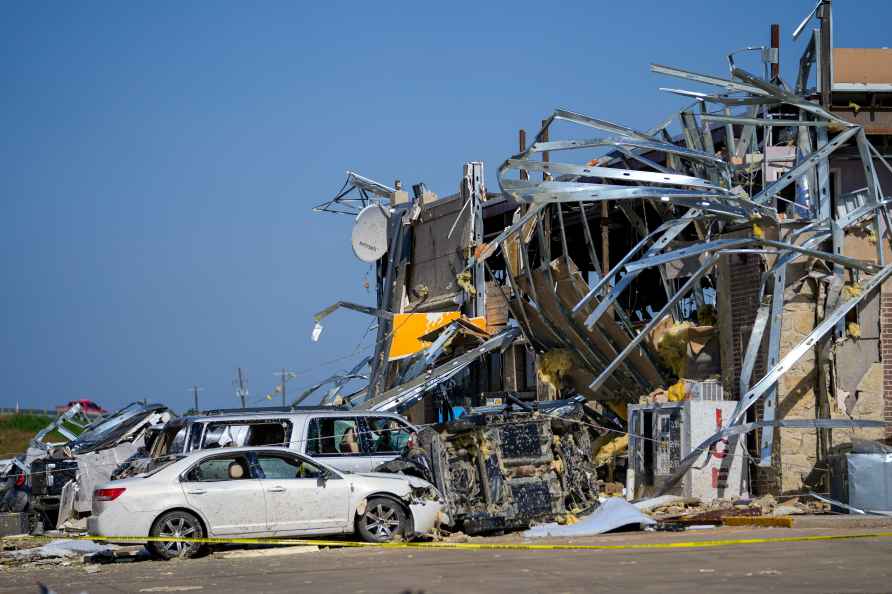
[524,497,655,538]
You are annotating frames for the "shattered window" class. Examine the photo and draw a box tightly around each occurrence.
[202,424,249,448]
[366,417,413,454]
[169,427,187,454]
[245,421,290,447]
[255,454,324,479]
[149,425,187,458]
[184,455,251,482]
[306,418,362,456]
[199,421,290,449]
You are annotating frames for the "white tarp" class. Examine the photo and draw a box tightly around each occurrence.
[524,497,656,538]
[10,539,112,559]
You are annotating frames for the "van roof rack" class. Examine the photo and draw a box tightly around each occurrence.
[199,405,348,416]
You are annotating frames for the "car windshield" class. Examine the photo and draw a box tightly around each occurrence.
[75,403,147,442]
[69,402,162,453]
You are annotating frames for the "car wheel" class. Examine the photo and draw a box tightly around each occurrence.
[357,497,408,542]
[149,510,206,560]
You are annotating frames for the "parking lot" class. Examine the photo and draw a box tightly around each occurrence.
[4,526,892,594]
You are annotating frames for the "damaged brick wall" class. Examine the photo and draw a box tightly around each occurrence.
[720,253,766,401]
[882,288,892,439]
[719,252,777,495]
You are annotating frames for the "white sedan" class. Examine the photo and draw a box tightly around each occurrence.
[87,446,446,559]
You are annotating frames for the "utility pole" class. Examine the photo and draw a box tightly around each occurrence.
[273,369,296,407]
[235,368,248,409]
[540,119,551,181]
[519,129,528,181]
[190,385,204,414]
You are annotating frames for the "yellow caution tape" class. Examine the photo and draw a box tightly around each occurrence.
[5,531,892,552]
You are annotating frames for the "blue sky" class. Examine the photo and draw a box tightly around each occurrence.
[3,1,891,413]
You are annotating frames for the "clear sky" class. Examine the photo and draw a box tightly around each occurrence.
[3,1,891,413]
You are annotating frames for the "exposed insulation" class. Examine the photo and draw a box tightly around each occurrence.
[752,221,765,239]
[842,283,863,300]
[455,270,476,295]
[593,434,629,467]
[667,380,687,402]
[848,322,862,338]
[653,322,693,377]
[537,349,575,389]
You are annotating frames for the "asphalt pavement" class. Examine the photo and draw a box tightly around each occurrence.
[3,526,891,594]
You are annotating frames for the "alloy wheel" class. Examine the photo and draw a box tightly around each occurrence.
[157,515,198,557]
[364,503,402,539]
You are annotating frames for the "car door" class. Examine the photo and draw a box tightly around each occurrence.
[363,416,416,470]
[253,451,350,534]
[180,452,268,535]
[303,416,371,472]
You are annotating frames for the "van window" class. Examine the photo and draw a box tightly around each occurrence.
[200,420,291,449]
[367,417,413,454]
[150,425,187,458]
[306,418,363,456]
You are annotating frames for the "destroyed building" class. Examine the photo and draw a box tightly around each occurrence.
[311,0,891,502]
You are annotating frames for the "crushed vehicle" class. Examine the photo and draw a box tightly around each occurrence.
[112,406,417,478]
[0,402,173,529]
[90,446,446,559]
[377,397,603,534]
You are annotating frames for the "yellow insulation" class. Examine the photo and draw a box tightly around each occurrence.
[848,322,861,338]
[455,271,476,295]
[654,322,693,377]
[594,434,629,467]
[667,380,688,402]
[842,283,863,300]
[537,349,574,389]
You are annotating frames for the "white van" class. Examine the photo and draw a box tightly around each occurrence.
[131,407,418,474]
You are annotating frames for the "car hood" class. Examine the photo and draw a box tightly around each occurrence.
[348,472,438,493]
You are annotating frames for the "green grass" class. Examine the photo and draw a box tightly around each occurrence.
[0,414,84,457]
[0,414,55,433]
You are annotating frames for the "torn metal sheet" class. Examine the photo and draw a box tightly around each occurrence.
[524,496,655,538]
[314,171,395,216]
[359,326,521,412]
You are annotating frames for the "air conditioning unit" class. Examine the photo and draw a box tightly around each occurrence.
[683,378,724,401]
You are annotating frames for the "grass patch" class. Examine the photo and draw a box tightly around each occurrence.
[0,414,55,433]
[0,414,82,457]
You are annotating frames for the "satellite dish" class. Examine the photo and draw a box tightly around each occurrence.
[351,204,388,262]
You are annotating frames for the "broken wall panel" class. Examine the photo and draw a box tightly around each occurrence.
[407,195,469,312]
